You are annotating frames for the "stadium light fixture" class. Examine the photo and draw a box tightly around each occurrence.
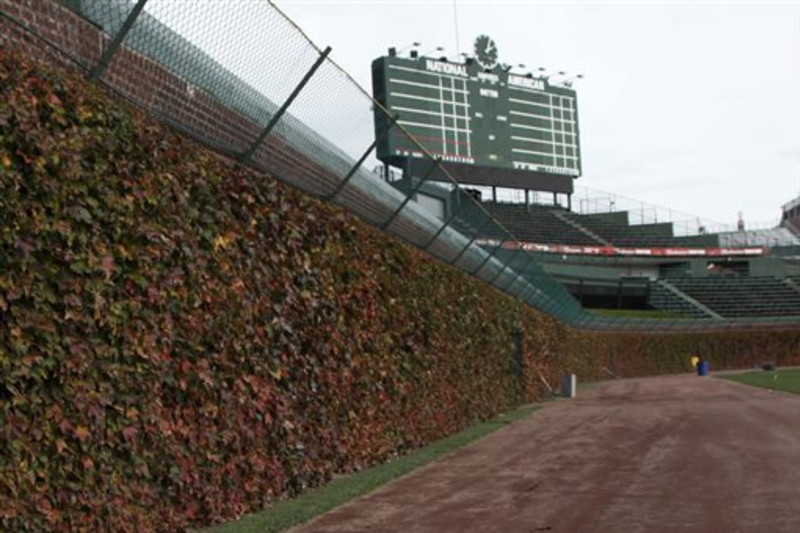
[397,41,421,54]
[544,70,567,81]
[524,66,547,79]
[421,46,445,57]
[561,74,584,87]
[449,52,471,63]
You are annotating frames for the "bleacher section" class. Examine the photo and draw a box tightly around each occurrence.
[560,211,719,248]
[481,202,601,246]
[480,202,720,248]
[655,276,800,318]
[781,196,800,238]
[718,227,800,247]
[771,245,800,258]
[648,281,712,318]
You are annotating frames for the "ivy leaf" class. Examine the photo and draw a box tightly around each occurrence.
[122,426,138,441]
[69,259,90,275]
[69,206,93,223]
[73,426,90,442]
[55,439,68,454]
[100,255,115,278]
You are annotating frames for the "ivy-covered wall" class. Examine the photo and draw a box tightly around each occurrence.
[2,49,799,531]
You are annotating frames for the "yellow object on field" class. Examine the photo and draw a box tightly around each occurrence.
[690,356,700,368]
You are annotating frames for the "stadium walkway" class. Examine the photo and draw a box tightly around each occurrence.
[294,374,800,533]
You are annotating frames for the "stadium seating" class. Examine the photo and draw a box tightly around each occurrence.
[647,281,711,318]
[772,245,800,258]
[717,227,800,247]
[478,202,720,248]
[481,202,602,246]
[560,211,719,248]
[654,276,800,318]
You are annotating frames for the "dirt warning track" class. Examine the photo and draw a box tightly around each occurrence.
[295,374,800,533]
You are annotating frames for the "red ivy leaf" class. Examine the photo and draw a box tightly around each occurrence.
[122,426,138,441]
[100,255,115,278]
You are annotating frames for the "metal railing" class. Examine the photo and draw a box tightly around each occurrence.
[4,0,800,332]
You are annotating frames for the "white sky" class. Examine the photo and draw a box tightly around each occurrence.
[273,0,800,226]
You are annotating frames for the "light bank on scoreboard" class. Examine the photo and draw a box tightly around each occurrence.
[372,35,581,194]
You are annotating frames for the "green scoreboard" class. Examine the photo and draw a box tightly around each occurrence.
[372,36,581,193]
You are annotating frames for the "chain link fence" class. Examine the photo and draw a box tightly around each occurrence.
[3,0,800,332]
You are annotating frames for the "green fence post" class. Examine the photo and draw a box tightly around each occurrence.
[423,210,458,250]
[380,157,440,230]
[88,0,149,81]
[500,253,536,292]
[516,282,539,304]
[448,216,495,267]
[240,46,332,162]
[487,247,525,286]
[470,234,508,276]
[421,186,472,249]
[327,112,400,201]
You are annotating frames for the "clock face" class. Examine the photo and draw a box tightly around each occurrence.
[474,35,498,69]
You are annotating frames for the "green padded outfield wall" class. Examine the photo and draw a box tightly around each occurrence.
[372,35,582,192]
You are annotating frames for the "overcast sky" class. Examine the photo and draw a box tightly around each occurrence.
[273,0,800,226]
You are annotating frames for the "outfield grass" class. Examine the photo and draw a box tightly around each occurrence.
[721,368,800,396]
[207,405,539,533]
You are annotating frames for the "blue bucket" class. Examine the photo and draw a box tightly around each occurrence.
[697,360,709,376]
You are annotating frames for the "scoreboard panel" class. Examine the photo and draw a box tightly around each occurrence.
[372,46,582,190]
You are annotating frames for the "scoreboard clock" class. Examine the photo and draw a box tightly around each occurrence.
[372,35,581,193]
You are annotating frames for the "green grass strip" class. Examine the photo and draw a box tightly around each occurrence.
[721,368,800,396]
[207,404,539,533]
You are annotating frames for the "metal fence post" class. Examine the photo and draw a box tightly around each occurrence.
[470,235,509,276]
[448,216,495,267]
[88,0,149,81]
[507,258,538,294]
[489,248,530,291]
[487,247,525,286]
[422,210,458,250]
[326,113,399,201]
[521,283,547,308]
[380,158,440,230]
[421,184,468,249]
[515,282,538,304]
[240,46,332,162]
